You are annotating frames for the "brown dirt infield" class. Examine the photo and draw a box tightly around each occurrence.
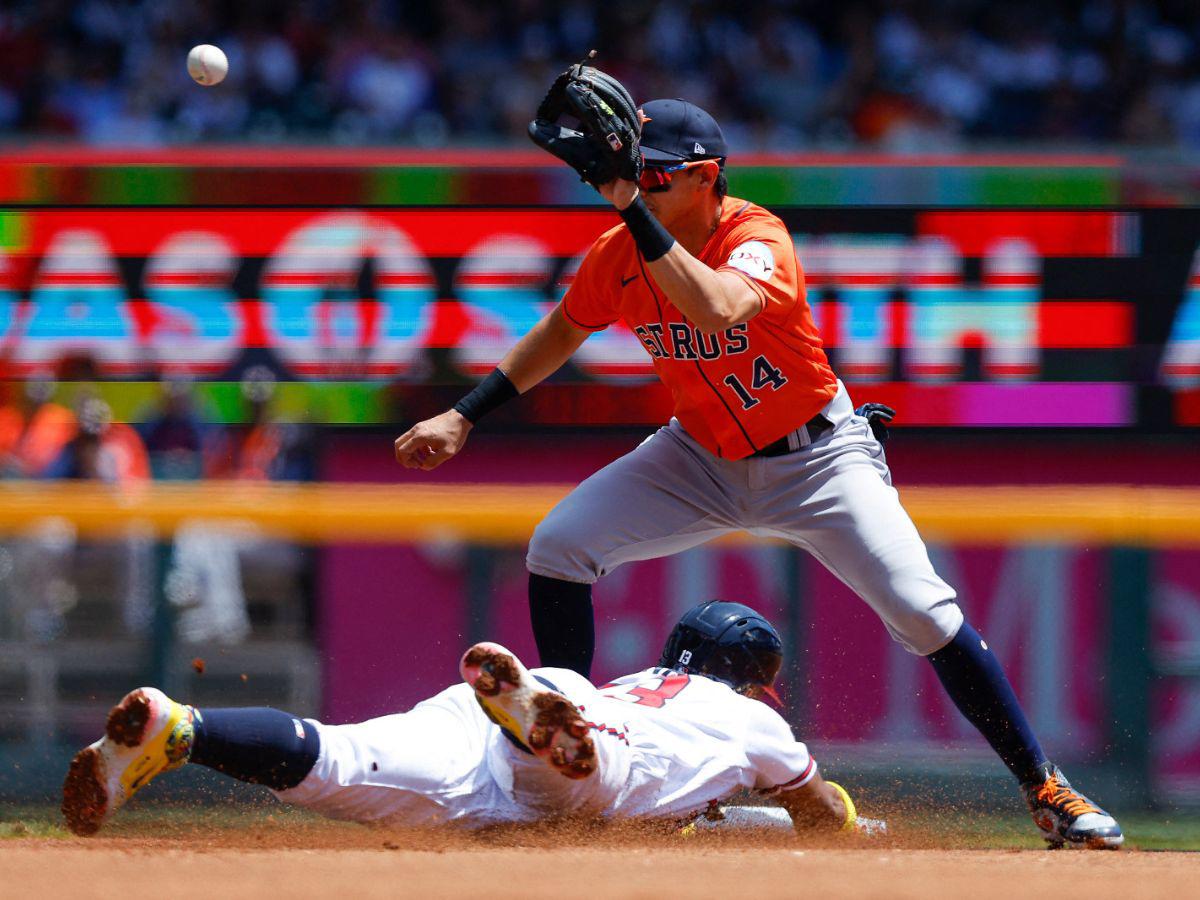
[3,821,1195,900]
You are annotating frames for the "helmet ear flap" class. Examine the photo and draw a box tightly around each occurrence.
[659,622,706,671]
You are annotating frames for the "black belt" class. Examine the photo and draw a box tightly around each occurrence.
[751,414,832,458]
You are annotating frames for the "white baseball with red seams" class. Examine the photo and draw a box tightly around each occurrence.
[187,44,228,86]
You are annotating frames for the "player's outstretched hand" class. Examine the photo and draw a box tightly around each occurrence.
[394,410,473,471]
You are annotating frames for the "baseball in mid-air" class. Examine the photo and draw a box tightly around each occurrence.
[187,44,228,86]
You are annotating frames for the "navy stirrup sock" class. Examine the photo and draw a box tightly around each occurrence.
[189,707,320,790]
[529,573,595,678]
[927,621,1048,784]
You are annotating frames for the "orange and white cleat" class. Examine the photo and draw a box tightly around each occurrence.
[62,687,196,836]
[460,642,596,780]
[1022,764,1123,849]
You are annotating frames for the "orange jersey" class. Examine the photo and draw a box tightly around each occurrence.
[562,196,837,459]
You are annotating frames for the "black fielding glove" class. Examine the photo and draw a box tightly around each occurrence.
[855,403,896,444]
[528,51,643,187]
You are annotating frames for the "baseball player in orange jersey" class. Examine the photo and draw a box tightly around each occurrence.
[395,96,1122,848]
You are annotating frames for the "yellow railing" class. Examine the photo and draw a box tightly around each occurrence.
[1,481,1199,546]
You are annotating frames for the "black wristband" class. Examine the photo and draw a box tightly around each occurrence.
[453,368,518,424]
[619,196,675,262]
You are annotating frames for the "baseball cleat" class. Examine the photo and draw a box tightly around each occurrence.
[460,641,596,780]
[1022,764,1123,849]
[62,687,195,836]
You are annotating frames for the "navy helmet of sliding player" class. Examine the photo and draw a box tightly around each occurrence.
[659,600,784,700]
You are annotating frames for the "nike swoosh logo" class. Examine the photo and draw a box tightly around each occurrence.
[621,274,639,288]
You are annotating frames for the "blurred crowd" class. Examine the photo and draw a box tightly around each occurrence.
[0,372,314,486]
[1,0,1199,151]
[0,373,315,645]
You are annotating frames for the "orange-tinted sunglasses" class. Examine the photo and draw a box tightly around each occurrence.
[638,159,709,193]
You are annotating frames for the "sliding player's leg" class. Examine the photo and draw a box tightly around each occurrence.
[461,642,636,819]
[62,683,511,835]
[272,690,511,827]
[63,687,324,835]
[64,687,204,835]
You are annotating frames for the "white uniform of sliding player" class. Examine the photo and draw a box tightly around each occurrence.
[276,666,814,826]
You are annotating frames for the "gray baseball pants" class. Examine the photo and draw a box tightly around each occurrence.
[526,381,963,655]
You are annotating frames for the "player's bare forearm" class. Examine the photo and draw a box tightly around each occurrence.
[394,306,587,471]
[497,304,590,392]
[645,247,761,333]
[600,179,759,333]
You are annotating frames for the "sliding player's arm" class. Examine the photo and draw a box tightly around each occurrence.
[775,771,851,831]
[744,703,850,832]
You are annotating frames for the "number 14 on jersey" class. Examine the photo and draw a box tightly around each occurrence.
[723,355,788,410]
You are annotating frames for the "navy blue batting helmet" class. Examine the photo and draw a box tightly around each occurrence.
[659,600,783,696]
